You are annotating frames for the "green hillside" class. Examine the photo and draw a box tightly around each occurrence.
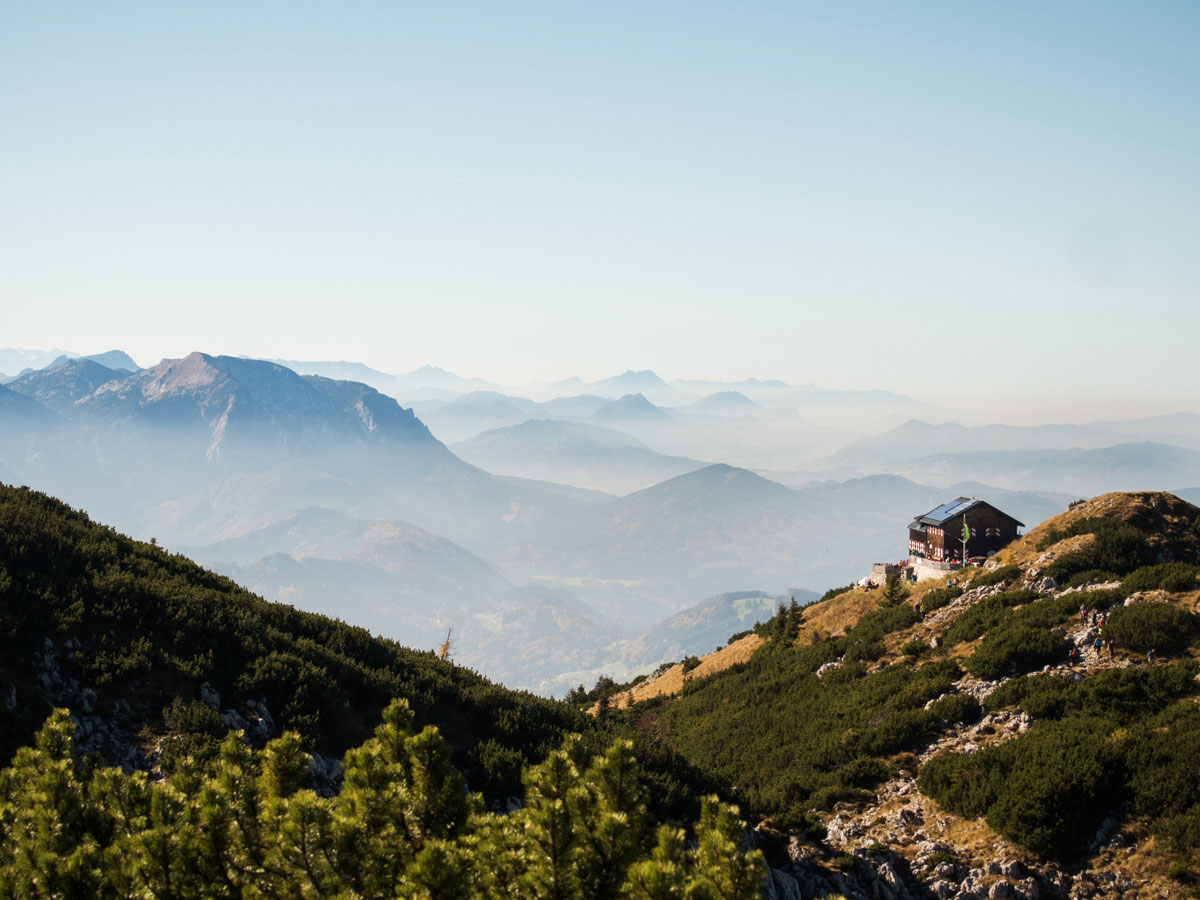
[600,492,1200,885]
[0,484,711,816]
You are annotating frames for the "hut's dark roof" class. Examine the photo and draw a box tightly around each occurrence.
[911,497,1024,529]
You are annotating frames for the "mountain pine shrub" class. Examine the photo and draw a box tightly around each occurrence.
[1105,602,1197,654]
[0,704,765,898]
[927,660,1200,862]
[970,565,1020,588]
[920,585,962,613]
[928,693,982,725]
[1120,562,1199,596]
[965,624,1067,679]
[1043,522,1154,584]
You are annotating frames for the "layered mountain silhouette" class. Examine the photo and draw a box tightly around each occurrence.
[886,442,1200,496]
[591,392,672,425]
[685,391,763,414]
[0,350,1116,692]
[9,358,136,411]
[831,419,1140,467]
[451,419,707,495]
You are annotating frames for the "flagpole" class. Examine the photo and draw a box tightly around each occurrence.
[961,519,970,566]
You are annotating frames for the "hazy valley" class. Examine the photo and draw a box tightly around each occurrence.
[4,349,1199,696]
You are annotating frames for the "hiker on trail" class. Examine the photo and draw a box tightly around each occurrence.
[1093,636,1103,657]
[1107,639,1115,659]
[1068,647,1079,667]
[1080,604,1089,625]
[1147,648,1157,664]
[914,600,922,617]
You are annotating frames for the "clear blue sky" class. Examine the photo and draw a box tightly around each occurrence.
[3,2,1197,417]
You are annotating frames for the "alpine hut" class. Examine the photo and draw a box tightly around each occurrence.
[908,497,1023,566]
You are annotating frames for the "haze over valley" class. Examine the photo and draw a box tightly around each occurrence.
[4,348,1197,693]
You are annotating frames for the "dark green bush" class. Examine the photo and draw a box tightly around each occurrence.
[1122,563,1199,596]
[841,604,920,663]
[966,625,1067,679]
[986,663,1198,722]
[901,639,927,659]
[985,674,1075,718]
[843,639,885,664]
[928,693,982,725]
[942,590,1042,647]
[921,586,962,613]
[1127,703,1200,858]
[1066,569,1117,588]
[1043,523,1154,585]
[640,639,959,822]
[837,757,890,789]
[158,697,227,772]
[1105,602,1196,654]
[970,565,1020,588]
[857,708,940,756]
[932,658,1200,865]
[810,786,870,811]
[920,717,1123,858]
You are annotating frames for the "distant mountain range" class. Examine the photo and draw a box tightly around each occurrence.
[6,347,1194,692]
[886,442,1200,496]
[8,358,134,411]
[451,419,708,495]
[686,390,762,413]
[831,419,1137,465]
[0,348,73,380]
[788,417,1200,495]
[546,370,683,406]
[0,349,138,383]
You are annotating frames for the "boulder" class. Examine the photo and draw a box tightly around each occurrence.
[762,869,804,900]
[200,682,221,709]
[817,660,843,678]
[222,709,249,731]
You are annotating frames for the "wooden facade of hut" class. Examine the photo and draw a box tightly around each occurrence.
[908,497,1023,564]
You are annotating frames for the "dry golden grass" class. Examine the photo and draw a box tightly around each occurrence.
[595,587,896,713]
[594,633,764,713]
[800,587,885,637]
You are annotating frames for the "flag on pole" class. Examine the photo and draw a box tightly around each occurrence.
[961,522,971,542]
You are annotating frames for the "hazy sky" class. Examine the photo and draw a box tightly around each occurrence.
[3,2,1198,416]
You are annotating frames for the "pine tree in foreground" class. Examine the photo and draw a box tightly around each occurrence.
[0,703,764,899]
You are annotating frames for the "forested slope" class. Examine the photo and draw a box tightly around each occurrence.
[0,483,712,815]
